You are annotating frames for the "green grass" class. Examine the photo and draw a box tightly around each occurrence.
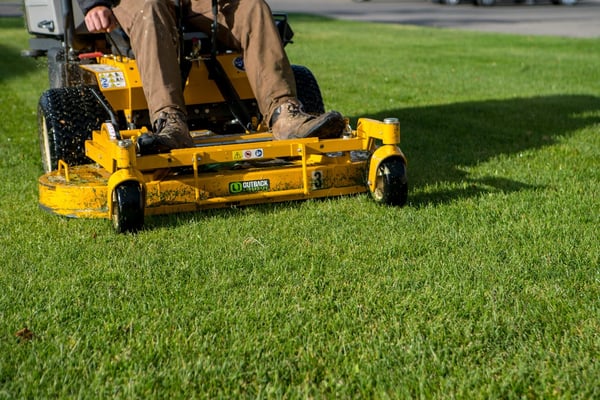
[1,15,599,398]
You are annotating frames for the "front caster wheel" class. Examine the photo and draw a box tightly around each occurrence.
[112,181,144,233]
[371,157,408,206]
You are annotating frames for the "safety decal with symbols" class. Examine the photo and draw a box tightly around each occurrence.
[98,72,126,89]
[233,148,264,161]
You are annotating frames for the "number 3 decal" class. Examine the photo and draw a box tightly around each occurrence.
[312,170,323,190]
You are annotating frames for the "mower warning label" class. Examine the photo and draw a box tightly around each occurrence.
[83,65,127,89]
[98,72,126,89]
[229,179,270,194]
[232,148,264,161]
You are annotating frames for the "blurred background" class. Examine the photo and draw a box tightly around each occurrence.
[266,0,600,38]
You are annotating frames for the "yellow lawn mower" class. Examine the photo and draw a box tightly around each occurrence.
[24,0,408,233]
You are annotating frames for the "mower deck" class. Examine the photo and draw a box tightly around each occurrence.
[39,118,407,232]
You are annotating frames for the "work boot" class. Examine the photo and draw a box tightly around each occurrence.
[270,100,345,140]
[137,110,194,155]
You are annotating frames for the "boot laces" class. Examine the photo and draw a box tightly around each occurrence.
[154,112,183,134]
[285,102,304,117]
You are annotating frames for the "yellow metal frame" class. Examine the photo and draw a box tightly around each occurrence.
[39,118,405,220]
[79,53,256,126]
[38,54,407,222]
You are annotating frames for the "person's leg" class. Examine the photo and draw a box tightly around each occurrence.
[113,0,185,121]
[185,0,294,118]
[185,0,345,139]
[113,0,193,152]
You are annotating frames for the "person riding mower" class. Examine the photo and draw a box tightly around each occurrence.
[79,0,346,154]
[24,0,409,233]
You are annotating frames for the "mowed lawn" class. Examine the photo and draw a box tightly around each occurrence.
[1,14,599,398]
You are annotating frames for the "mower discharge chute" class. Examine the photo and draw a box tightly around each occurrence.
[25,0,408,233]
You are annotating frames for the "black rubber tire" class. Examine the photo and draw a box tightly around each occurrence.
[38,86,111,173]
[112,181,144,234]
[370,157,408,206]
[291,65,325,115]
[47,47,93,89]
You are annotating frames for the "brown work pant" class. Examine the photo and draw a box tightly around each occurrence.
[112,0,296,124]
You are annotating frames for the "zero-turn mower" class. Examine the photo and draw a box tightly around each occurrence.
[23,0,408,233]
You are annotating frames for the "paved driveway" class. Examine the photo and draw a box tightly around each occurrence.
[267,0,600,38]
[4,0,599,38]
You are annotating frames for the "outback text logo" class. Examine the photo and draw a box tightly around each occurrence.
[229,179,270,194]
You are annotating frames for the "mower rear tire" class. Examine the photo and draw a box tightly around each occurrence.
[292,65,325,115]
[112,181,144,234]
[38,86,111,173]
[371,157,408,206]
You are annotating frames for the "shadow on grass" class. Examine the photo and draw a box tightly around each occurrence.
[0,18,39,81]
[146,94,599,229]
[361,94,600,206]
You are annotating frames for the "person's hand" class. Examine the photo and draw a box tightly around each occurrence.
[84,5,118,33]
